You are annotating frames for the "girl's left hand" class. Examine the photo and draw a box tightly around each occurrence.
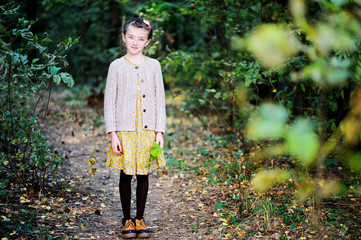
[156,132,164,149]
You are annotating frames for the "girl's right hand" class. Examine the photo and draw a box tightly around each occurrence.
[109,132,122,155]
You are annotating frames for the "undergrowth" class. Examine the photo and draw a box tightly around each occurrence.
[165,118,361,239]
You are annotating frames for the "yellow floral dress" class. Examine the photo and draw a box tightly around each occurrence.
[106,60,166,175]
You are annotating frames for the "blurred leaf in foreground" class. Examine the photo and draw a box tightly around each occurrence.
[312,23,355,56]
[285,118,319,166]
[290,0,306,26]
[244,24,299,69]
[303,57,350,87]
[247,103,288,140]
[341,117,361,144]
[234,85,250,111]
[251,169,290,192]
[320,180,342,197]
[296,179,315,202]
[347,153,361,173]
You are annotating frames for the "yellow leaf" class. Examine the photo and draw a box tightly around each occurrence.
[91,167,97,176]
[237,228,246,236]
[88,158,96,167]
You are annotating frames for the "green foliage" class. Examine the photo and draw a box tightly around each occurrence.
[241,0,361,205]
[37,0,166,84]
[0,4,76,193]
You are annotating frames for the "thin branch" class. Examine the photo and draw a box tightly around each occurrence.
[43,76,52,118]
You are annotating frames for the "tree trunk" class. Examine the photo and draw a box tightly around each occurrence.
[107,0,121,48]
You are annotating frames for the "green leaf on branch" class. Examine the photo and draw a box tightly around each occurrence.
[60,72,74,87]
[50,66,61,74]
[285,118,319,166]
[53,75,61,85]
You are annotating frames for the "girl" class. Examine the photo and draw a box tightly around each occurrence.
[104,18,166,239]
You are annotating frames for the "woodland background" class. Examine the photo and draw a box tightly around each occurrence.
[1,0,361,239]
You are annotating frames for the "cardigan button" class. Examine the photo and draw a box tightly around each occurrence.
[142,94,145,98]
[141,79,144,83]
[143,109,146,112]
[144,125,148,129]
[135,66,138,69]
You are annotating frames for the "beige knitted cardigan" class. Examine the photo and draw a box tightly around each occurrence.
[104,57,166,134]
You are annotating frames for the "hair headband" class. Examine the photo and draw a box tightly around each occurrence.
[143,19,152,29]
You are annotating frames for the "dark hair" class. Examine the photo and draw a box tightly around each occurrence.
[123,18,153,40]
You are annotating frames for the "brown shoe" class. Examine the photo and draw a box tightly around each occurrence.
[121,219,136,239]
[135,218,150,238]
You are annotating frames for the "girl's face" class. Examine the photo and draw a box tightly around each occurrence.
[122,25,151,56]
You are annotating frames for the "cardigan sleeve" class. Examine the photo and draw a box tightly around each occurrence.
[154,60,166,134]
[104,61,119,134]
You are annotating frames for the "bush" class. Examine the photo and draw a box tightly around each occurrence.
[0,4,77,194]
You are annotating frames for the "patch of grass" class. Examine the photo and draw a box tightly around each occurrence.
[70,102,86,110]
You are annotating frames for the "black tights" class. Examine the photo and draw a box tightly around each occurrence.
[119,171,149,220]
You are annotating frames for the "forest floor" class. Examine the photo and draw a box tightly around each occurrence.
[2,88,361,239]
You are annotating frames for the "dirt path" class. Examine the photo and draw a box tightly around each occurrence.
[41,90,222,239]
